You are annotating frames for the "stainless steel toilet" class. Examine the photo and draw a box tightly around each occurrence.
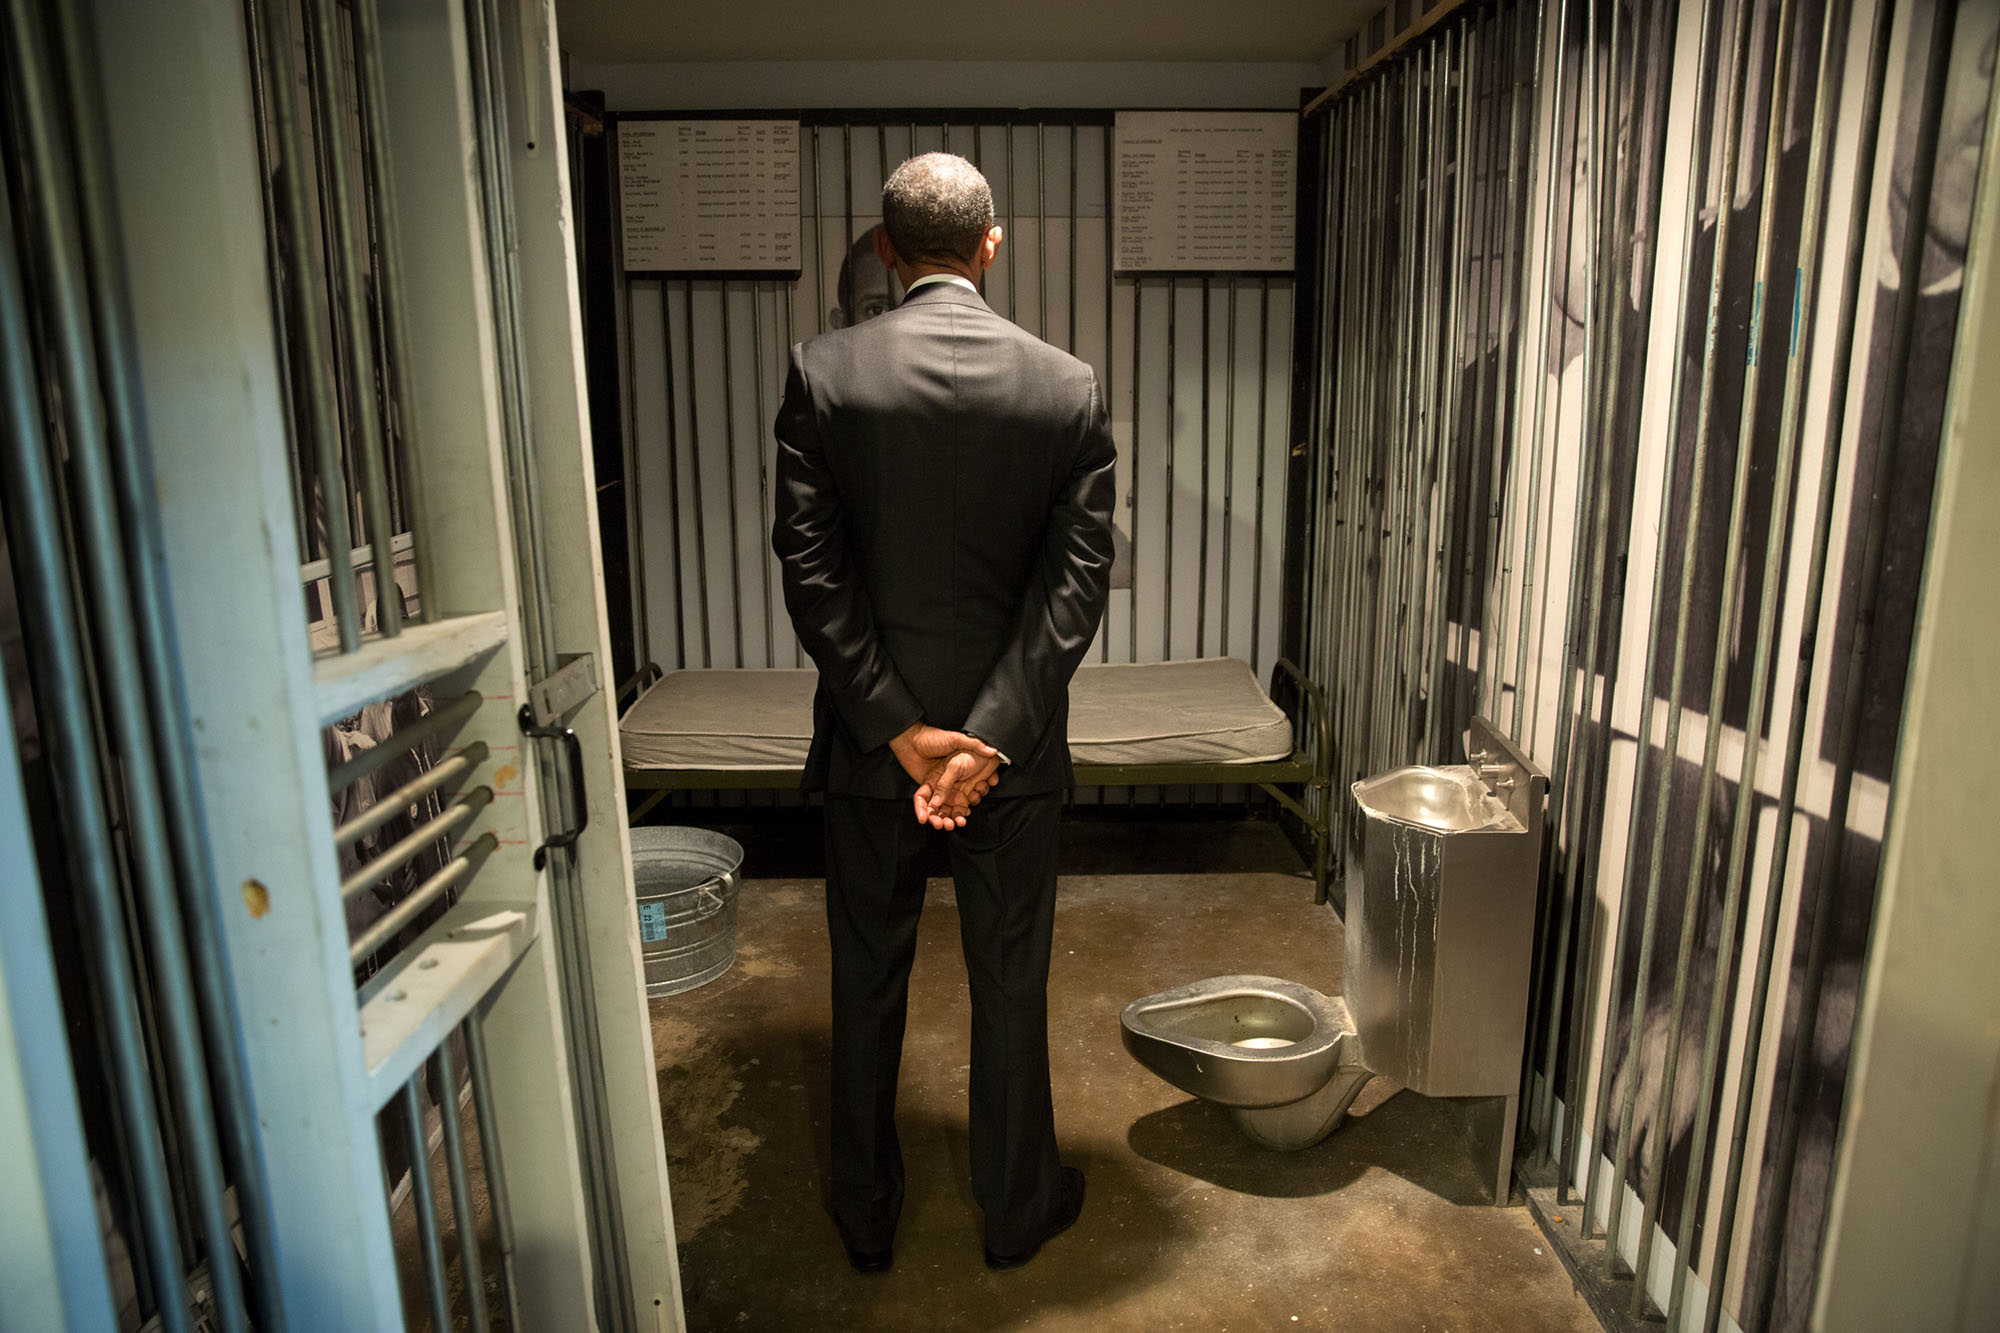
[1119,974,1374,1151]
[1120,718,1550,1194]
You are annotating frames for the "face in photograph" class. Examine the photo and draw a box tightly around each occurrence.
[830,224,896,328]
[1889,4,1999,288]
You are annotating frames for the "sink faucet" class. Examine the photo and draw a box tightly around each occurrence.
[1478,761,1515,796]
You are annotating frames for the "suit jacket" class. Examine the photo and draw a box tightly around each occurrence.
[771,280,1117,799]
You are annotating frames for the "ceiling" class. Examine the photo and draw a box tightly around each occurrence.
[553,0,1380,65]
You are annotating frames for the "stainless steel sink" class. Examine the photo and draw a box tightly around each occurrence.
[1344,718,1549,1102]
[1351,764,1519,833]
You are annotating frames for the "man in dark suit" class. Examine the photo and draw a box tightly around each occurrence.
[772,152,1115,1274]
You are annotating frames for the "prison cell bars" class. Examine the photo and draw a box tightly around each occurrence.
[0,0,311,1325]
[1294,0,1975,1326]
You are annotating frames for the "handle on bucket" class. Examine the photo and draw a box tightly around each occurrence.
[695,867,736,915]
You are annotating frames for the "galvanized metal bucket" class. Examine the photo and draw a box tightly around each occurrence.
[630,826,744,997]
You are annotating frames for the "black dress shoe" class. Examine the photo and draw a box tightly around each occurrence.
[844,1243,893,1274]
[984,1167,1086,1270]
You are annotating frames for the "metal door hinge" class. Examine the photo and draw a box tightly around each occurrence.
[526,652,599,729]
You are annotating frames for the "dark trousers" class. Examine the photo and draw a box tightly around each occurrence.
[823,789,1065,1255]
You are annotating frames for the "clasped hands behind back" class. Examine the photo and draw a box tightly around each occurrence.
[887,722,1003,829]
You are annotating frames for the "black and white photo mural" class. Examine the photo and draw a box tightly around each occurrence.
[617,115,1295,699]
[1296,0,1995,1328]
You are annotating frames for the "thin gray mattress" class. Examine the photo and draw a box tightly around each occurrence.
[620,657,1294,771]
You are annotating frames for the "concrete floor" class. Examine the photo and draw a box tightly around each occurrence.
[653,814,1599,1332]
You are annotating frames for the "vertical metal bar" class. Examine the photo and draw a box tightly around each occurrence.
[1392,54,1424,768]
[1038,121,1048,341]
[1251,277,1270,667]
[1504,0,1568,732]
[52,0,289,1320]
[1324,88,1355,806]
[1359,68,1389,775]
[300,0,361,569]
[781,277,802,667]
[1404,42,1443,762]
[1198,277,1211,656]
[1069,122,1079,355]
[238,0,311,563]
[542,858,630,1333]
[1461,15,1503,726]
[1513,0,1590,1138]
[0,128,193,1333]
[1301,109,1330,697]
[1407,44,1437,763]
[1329,90,1352,721]
[620,267,649,668]
[1164,276,1177,659]
[1596,0,1758,1263]
[1006,123,1018,321]
[1516,0,1582,762]
[1356,69,1388,779]
[1360,67,1392,772]
[842,122,854,310]
[1309,104,1340,749]
[1521,0,1602,1129]
[718,286,746,666]
[1304,101,1336,704]
[399,1078,453,1333]
[1631,0,1800,1306]
[1391,51,1422,768]
[303,0,402,640]
[1426,18,1471,753]
[1398,49,1437,762]
[1445,16,1478,751]
[1346,72,1382,807]
[752,283,776,666]
[1472,2,1513,727]
[246,0,359,649]
[660,284,689,669]
[464,0,553,671]
[682,285,713,666]
[1328,88,1365,853]
[1103,123,1116,663]
[1429,23,1474,754]
[432,1042,492,1333]
[811,124,827,336]
[1496,0,1536,732]
[1432,15,1480,740]
[1440,10,1488,752]
[1129,277,1143,664]
[1408,44,1440,756]
[350,0,435,620]
[1221,276,1237,657]
[463,1014,523,1331]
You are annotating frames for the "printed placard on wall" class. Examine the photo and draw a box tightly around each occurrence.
[1114,111,1296,273]
[618,119,802,274]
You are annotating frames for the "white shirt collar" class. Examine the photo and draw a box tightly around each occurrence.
[904,273,978,295]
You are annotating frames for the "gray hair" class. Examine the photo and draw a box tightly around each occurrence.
[881,153,994,265]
